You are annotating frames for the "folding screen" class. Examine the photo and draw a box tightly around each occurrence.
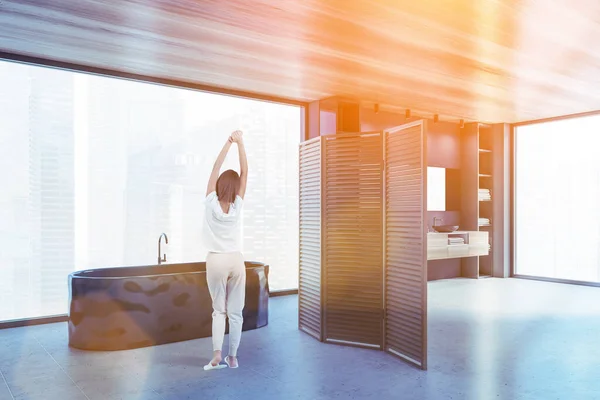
[298,125,428,369]
[298,137,323,340]
[322,132,383,348]
[383,121,428,369]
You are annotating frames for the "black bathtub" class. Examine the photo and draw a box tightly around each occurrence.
[67,261,269,351]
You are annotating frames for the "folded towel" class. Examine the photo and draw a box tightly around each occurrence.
[448,238,465,245]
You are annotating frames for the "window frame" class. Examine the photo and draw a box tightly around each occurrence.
[0,52,305,329]
[511,111,600,288]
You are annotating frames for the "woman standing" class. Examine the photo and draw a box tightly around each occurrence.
[203,130,248,370]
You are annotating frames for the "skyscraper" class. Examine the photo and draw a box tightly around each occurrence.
[27,67,75,317]
[0,62,34,320]
[234,102,300,290]
[80,76,186,268]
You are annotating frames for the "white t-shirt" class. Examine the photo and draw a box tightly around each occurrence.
[203,191,243,253]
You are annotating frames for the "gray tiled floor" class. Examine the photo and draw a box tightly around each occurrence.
[1,278,600,400]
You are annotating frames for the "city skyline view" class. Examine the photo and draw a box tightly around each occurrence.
[0,60,300,321]
[515,115,600,283]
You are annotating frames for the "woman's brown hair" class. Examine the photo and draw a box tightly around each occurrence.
[216,169,240,204]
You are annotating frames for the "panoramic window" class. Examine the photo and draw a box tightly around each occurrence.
[0,61,300,322]
[514,115,600,283]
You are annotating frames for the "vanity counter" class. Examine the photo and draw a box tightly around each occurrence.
[427,231,489,261]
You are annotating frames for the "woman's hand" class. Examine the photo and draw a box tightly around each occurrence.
[231,130,243,143]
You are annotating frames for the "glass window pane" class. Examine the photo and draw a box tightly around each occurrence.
[515,115,600,283]
[0,60,300,322]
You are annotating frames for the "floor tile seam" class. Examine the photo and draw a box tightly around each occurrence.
[33,336,91,400]
[151,388,165,399]
[247,366,284,384]
[116,360,174,400]
[0,370,15,400]
[120,361,167,390]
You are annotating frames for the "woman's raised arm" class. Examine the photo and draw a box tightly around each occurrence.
[206,135,234,196]
[232,131,248,199]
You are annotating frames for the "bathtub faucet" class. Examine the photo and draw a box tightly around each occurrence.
[158,233,169,265]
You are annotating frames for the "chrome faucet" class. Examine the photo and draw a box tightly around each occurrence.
[433,217,443,227]
[158,233,168,265]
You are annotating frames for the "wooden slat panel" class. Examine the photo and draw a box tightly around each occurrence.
[324,132,383,348]
[5,0,600,123]
[299,137,322,340]
[384,121,428,370]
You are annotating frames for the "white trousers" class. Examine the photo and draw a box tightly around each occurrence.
[206,251,246,357]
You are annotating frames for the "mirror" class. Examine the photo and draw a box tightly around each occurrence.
[427,167,446,211]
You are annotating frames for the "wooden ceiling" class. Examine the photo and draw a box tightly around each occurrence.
[2,0,600,123]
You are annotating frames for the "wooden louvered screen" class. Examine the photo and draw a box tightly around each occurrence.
[298,137,323,340]
[323,132,383,348]
[384,121,428,369]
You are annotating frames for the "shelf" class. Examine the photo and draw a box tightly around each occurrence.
[460,123,500,280]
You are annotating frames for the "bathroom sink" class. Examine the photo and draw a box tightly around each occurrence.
[433,225,459,233]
